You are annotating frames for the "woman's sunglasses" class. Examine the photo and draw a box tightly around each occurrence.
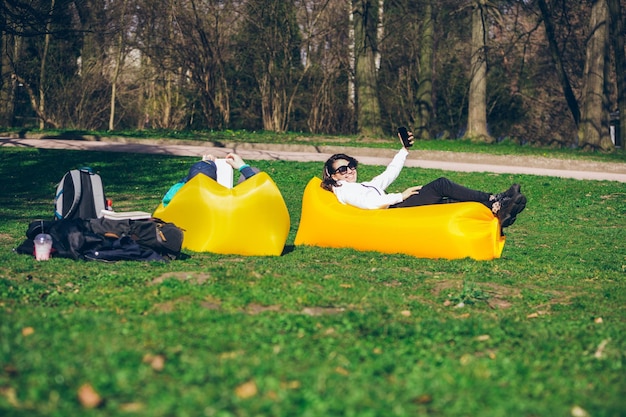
[333,162,357,174]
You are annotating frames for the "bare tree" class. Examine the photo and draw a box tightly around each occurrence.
[352,0,382,137]
[168,0,238,129]
[536,0,580,128]
[133,0,190,130]
[108,0,129,131]
[238,0,304,132]
[465,0,492,142]
[607,0,625,148]
[413,0,433,140]
[38,0,55,129]
[578,0,613,150]
[4,0,65,128]
[297,0,352,134]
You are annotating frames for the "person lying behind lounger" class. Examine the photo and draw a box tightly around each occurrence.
[162,153,259,207]
[320,131,526,228]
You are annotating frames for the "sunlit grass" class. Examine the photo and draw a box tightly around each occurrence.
[0,147,624,416]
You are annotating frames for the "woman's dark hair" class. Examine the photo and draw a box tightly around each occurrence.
[321,154,358,191]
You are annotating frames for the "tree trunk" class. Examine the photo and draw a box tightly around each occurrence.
[0,31,16,126]
[578,0,613,151]
[109,0,128,131]
[413,0,433,140]
[38,0,55,130]
[15,74,59,128]
[537,0,581,128]
[465,0,492,142]
[607,0,625,148]
[348,1,356,121]
[375,0,383,71]
[353,0,382,138]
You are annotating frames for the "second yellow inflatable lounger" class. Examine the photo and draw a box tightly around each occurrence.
[294,177,505,260]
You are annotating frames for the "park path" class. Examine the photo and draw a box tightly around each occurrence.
[2,136,626,183]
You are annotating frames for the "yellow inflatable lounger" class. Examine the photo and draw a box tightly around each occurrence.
[153,172,290,256]
[294,177,505,260]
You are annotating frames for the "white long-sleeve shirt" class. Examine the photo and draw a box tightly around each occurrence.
[332,148,408,209]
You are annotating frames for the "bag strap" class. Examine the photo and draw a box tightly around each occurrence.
[86,170,106,217]
[54,169,82,220]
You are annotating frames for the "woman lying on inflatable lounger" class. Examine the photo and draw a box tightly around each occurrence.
[320,131,527,229]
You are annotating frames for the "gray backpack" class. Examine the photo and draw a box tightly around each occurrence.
[54,167,107,220]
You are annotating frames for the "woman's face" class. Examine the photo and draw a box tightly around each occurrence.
[331,158,358,183]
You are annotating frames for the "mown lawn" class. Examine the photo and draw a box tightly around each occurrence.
[1,146,624,417]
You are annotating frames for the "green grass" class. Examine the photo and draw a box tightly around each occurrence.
[1,147,625,417]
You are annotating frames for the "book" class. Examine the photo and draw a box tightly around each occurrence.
[215,158,234,188]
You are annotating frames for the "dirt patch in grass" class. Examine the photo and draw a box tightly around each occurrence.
[148,271,213,286]
[246,303,282,314]
[0,233,14,241]
[427,279,578,311]
[153,295,347,316]
[427,279,519,309]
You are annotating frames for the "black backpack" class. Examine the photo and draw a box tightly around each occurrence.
[55,168,107,220]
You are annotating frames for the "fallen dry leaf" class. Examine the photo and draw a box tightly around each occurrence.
[459,354,473,365]
[150,355,165,371]
[400,310,411,317]
[571,405,589,417]
[235,380,258,399]
[413,394,433,404]
[119,402,144,412]
[21,327,34,337]
[77,383,102,408]
[594,339,610,359]
[280,380,301,389]
[220,350,244,360]
[526,312,539,319]
[476,334,490,341]
[142,353,166,371]
[335,366,349,376]
[0,387,19,407]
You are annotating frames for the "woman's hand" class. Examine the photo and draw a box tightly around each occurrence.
[225,153,246,169]
[398,130,415,149]
[401,186,422,201]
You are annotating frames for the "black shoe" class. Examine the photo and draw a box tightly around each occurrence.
[492,195,515,226]
[495,184,521,201]
[502,193,527,228]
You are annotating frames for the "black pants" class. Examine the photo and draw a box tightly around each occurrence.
[390,177,491,208]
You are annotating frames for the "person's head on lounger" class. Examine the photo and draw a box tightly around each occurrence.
[321,153,359,191]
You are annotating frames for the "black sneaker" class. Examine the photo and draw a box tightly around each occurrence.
[502,193,527,228]
[495,184,521,201]
[492,196,515,226]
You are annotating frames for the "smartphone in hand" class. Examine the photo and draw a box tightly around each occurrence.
[397,127,412,148]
